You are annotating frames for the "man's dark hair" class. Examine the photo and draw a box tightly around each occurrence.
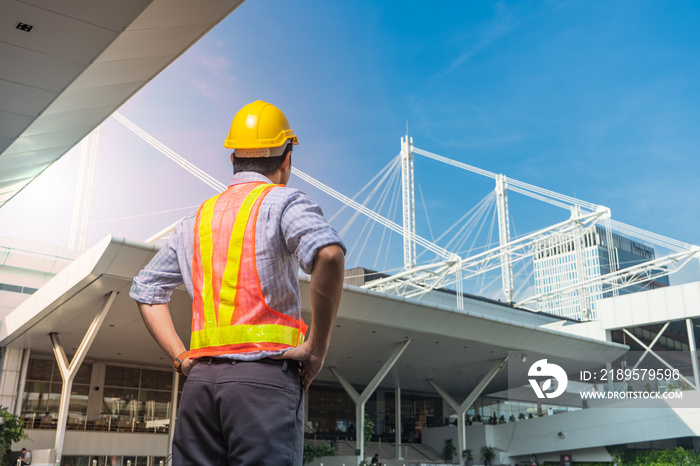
[232,144,292,176]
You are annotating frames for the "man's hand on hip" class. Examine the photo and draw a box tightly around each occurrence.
[276,342,324,391]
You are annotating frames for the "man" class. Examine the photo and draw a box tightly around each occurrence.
[130,100,346,465]
[19,448,31,466]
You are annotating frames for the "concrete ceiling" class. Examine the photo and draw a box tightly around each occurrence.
[0,236,628,399]
[0,0,245,208]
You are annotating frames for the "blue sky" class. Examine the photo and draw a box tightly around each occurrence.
[1,0,699,293]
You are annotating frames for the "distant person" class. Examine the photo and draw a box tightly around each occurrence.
[19,448,31,466]
[530,453,539,466]
[371,453,380,465]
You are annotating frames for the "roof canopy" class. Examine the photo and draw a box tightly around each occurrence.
[0,0,245,208]
[1,236,627,398]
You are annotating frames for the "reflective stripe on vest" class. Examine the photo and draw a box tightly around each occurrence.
[190,182,307,357]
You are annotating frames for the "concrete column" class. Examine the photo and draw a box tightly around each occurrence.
[395,387,402,460]
[167,371,180,465]
[16,349,30,416]
[686,318,700,390]
[0,347,29,414]
[86,362,106,422]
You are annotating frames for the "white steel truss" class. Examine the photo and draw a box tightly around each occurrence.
[111,113,700,320]
[363,206,610,302]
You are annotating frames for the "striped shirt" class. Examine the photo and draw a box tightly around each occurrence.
[129,172,345,360]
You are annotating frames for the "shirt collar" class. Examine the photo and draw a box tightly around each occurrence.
[228,171,275,186]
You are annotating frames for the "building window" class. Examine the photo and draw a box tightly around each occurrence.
[22,357,92,429]
[101,365,178,433]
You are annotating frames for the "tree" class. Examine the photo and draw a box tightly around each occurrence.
[0,407,27,466]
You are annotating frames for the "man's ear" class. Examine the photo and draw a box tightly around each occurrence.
[283,150,292,170]
[230,152,235,164]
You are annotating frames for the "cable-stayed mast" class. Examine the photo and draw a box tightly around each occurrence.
[496,174,514,302]
[401,134,416,270]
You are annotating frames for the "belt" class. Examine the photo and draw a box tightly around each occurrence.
[202,357,300,370]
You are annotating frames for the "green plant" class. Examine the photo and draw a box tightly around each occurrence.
[363,413,374,449]
[480,445,495,462]
[302,442,336,464]
[463,449,473,460]
[303,443,316,464]
[607,446,700,465]
[0,407,27,466]
[442,438,456,461]
[315,443,336,458]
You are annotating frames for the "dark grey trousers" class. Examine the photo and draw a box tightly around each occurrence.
[173,358,304,466]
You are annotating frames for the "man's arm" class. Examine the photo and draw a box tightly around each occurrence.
[137,302,194,376]
[278,243,344,391]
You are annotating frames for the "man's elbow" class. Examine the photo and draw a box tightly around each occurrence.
[314,244,345,275]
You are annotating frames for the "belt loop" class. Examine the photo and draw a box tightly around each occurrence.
[281,360,288,372]
[207,357,213,366]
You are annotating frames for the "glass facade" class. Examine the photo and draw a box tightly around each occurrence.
[305,385,444,444]
[101,365,182,433]
[21,355,184,433]
[533,226,669,320]
[22,357,92,429]
[61,456,166,466]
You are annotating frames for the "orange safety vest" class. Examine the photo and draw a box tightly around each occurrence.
[190,182,307,357]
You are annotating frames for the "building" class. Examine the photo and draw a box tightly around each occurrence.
[534,225,669,321]
[2,235,699,466]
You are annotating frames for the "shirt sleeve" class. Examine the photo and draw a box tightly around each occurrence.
[280,189,346,274]
[129,222,186,305]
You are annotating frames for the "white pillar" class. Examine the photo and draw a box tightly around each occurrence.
[686,318,700,390]
[495,174,514,303]
[330,340,411,464]
[395,387,402,460]
[51,291,116,464]
[400,135,416,270]
[167,371,180,464]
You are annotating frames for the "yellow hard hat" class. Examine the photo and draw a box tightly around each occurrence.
[224,100,299,156]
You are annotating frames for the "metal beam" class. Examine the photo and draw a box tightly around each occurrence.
[623,326,696,389]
